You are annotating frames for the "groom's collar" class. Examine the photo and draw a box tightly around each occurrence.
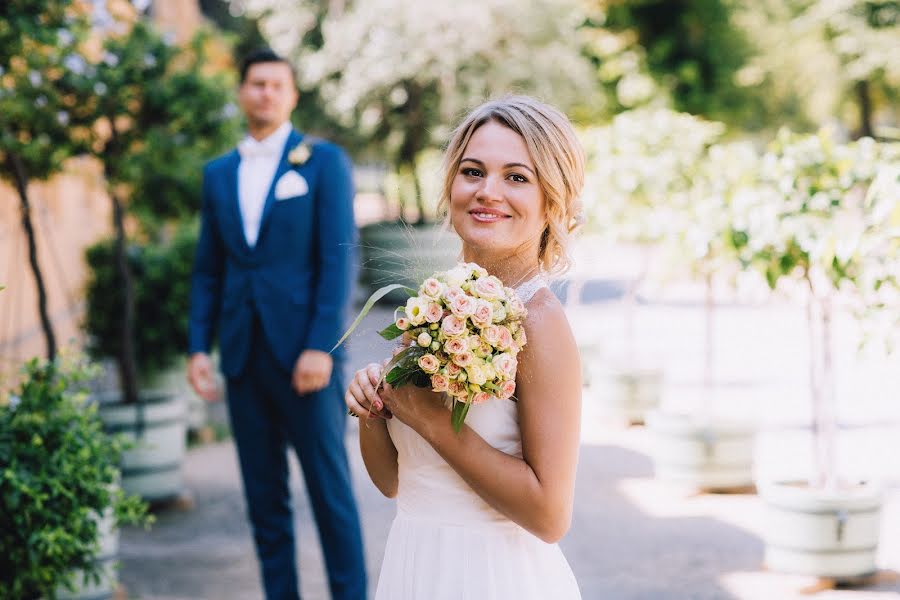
[237,121,293,159]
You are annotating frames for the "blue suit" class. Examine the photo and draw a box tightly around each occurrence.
[188,129,366,600]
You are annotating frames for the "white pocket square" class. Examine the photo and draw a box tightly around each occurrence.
[274,171,309,200]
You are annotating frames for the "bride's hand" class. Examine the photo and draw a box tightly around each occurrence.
[379,382,445,433]
[346,363,391,420]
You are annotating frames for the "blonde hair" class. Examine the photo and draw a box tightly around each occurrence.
[438,95,585,275]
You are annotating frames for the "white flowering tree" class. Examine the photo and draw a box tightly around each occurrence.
[580,108,725,366]
[728,129,900,489]
[660,141,764,415]
[243,0,596,222]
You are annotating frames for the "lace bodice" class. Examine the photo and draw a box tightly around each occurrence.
[513,273,549,304]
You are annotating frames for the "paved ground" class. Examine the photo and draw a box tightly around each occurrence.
[119,239,900,599]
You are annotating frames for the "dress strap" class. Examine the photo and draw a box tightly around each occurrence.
[514,273,549,304]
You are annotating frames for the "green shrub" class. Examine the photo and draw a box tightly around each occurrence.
[0,359,151,600]
[84,224,197,380]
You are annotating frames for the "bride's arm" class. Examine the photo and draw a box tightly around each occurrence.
[347,364,399,498]
[386,296,582,543]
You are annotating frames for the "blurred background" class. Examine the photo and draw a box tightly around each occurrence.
[1,1,899,599]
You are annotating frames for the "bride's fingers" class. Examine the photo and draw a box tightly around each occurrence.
[347,378,375,414]
[357,370,384,411]
[366,363,383,388]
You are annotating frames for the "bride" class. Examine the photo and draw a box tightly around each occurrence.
[345,95,584,600]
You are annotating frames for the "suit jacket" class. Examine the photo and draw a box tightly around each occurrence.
[188,129,356,378]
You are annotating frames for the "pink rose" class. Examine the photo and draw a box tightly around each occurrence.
[506,295,526,318]
[396,317,410,330]
[443,338,467,354]
[422,277,444,298]
[498,326,514,351]
[446,362,462,376]
[471,300,494,328]
[417,354,440,374]
[474,275,504,300]
[440,314,467,337]
[476,341,492,357]
[450,294,476,317]
[492,353,517,379]
[448,381,469,398]
[424,302,444,324]
[498,380,517,400]
[452,351,474,367]
[417,332,433,347]
[443,286,465,303]
[481,325,501,347]
[431,373,450,392]
[472,391,493,404]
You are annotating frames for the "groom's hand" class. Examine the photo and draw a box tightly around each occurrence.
[187,352,220,402]
[293,349,333,395]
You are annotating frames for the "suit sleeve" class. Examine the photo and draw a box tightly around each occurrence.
[306,144,356,354]
[188,163,224,354]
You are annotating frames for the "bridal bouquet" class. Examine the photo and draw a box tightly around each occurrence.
[336,262,528,431]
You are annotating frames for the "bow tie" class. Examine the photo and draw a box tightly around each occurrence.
[238,138,281,159]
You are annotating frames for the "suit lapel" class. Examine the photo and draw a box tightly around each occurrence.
[224,150,251,254]
[256,129,303,248]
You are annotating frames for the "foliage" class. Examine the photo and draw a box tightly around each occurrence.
[728,129,899,295]
[84,224,197,380]
[0,0,90,179]
[739,0,899,136]
[242,0,596,220]
[593,0,771,128]
[0,359,150,600]
[65,20,241,228]
[581,108,726,244]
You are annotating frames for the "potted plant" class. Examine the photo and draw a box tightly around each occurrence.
[579,109,725,425]
[0,358,150,600]
[66,14,238,500]
[731,128,898,579]
[645,140,761,492]
[84,224,202,501]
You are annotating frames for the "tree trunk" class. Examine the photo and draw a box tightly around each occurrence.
[701,270,714,421]
[817,293,838,491]
[7,152,57,361]
[854,79,874,140]
[805,275,837,490]
[109,186,139,405]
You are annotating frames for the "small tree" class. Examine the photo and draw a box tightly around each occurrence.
[581,108,725,365]
[729,128,899,490]
[662,140,763,418]
[68,18,239,404]
[0,0,91,360]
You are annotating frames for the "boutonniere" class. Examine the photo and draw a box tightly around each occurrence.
[288,141,312,166]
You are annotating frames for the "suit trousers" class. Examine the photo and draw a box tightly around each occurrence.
[225,317,367,600]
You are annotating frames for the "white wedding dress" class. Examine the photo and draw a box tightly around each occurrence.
[375,277,581,600]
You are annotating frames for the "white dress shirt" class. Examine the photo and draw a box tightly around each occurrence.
[237,122,292,248]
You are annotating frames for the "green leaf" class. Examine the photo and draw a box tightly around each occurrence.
[451,399,471,433]
[332,283,415,351]
[378,323,404,340]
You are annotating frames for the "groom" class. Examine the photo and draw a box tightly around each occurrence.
[187,48,366,600]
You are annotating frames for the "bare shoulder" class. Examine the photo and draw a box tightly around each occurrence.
[517,288,580,387]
